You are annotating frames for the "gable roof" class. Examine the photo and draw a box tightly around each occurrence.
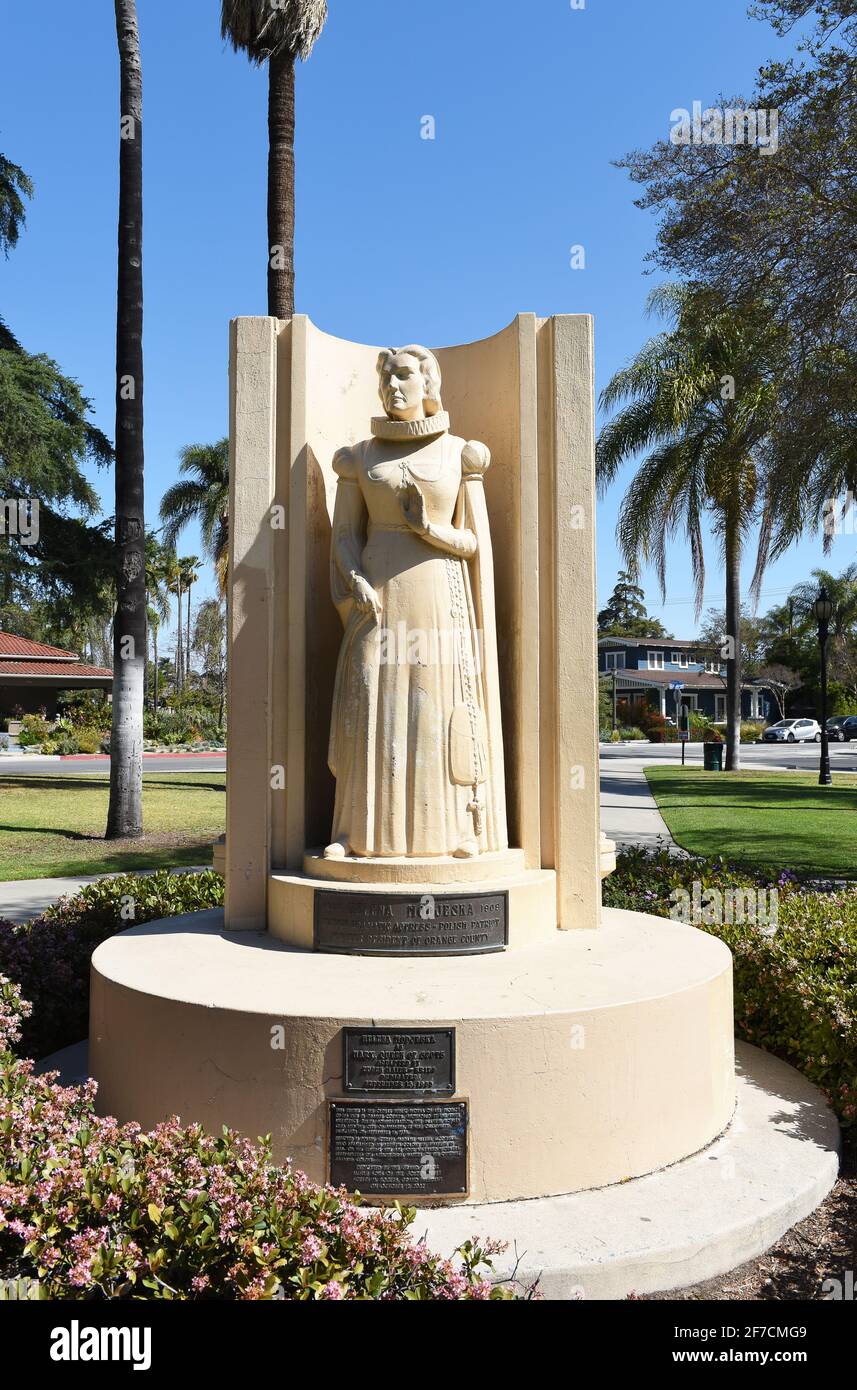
[0,633,111,683]
[0,633,80,661]
[598,635,710,650]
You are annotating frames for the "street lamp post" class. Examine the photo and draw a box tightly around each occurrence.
[813,585,834,787]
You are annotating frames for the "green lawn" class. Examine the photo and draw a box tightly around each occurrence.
[0,773,225,881]
[645,766,857,878]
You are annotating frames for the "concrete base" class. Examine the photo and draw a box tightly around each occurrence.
[89,908,734,1203]
[268,865,559,949]
[417,1043,840,1299]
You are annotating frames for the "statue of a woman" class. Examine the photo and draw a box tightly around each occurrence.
[325,345,508,860]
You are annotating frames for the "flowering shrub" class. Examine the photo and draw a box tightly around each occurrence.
[0,976,515,1300]
[605,845,856,1125]
[0,871,224,1061]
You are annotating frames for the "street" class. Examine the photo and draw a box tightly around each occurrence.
[0,754,227,776]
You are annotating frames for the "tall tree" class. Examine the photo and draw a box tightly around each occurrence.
[106,0,146,840]
[616,0,856,537]
[160,439,229,595]
[221,0,328,318]
[0,147,33,256]
[181,556,201,682]
[598,570,671,637]
[165,551,184,694]
[597,285,794,770]
[193,597,228,727]
[145,535,172,713]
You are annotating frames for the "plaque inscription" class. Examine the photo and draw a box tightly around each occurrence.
[343,1027,455,1096]
[314,890,508,955]
[329,1100,468,1196]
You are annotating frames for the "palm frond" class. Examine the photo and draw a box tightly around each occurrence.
[221,0,328,64]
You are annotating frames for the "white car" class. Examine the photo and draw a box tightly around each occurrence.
[762,718,822,744]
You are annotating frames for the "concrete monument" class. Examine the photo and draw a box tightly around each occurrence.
[90,314,737,1214]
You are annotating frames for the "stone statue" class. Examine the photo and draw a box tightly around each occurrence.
[325,345,508,860]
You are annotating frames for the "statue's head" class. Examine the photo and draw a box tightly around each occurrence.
[376,345,443,422]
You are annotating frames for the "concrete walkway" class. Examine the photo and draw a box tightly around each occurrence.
[599,749,681,853]
[0,866,209,925]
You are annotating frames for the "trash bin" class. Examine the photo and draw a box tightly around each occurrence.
[703,741,724,771]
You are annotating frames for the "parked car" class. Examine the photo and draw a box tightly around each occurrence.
[762,718,822,743]
[826,716,850,742]
[842,716,857,741]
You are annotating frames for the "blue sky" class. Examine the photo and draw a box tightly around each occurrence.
[1,0,835,648]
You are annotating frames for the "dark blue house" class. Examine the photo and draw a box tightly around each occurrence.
[598,636,769,724]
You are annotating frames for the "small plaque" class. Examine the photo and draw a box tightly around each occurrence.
[329,1100,468,1197]
[343,1027,455,1096]
[314,890,508,956]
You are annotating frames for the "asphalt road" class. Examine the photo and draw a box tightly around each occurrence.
[2,743,856,778]
[599,740,857,773]
[0,755,226,776]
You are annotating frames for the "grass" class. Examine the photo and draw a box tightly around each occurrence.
[0,773,225,881]
[645,766,857,878]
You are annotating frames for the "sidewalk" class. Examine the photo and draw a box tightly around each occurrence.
[0,866,210,925]
[0,875,102,923]
[599,751,681,853]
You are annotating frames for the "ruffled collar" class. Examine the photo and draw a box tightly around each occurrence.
[371,411,450,441]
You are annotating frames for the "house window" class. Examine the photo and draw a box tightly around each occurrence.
[705,659,722,674]
[715,694,726,721]
[671,650,689,668]
[605,651,626,671]
[647,651,664,670]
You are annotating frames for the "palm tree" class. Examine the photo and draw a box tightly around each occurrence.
[181,556,201,684]
[163,550,183,693]
[106,0,146,840]
[160,440,229,595]
[145,535,171,713]
[221,1,328,318]
[596,286,793,771]
[789,565,857,641]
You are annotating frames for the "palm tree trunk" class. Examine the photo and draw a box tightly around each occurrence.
[267,49,296,319]
[186,584,192,684]
[175,575,183,694]
[106,0,145,840]
[153,625,159,715]
[725,522,742,772]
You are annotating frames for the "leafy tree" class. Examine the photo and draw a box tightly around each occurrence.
[0,320,114,639]
[0,148,33,256]
[193,598,227,727]
[221,1,328,317]
[597,285,797,770]
[755,663,803,719]
[598,570,671,637]
[159,439,229,595]
[106,0,146,841]
[615,0,856,536]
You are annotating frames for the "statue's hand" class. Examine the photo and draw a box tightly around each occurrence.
[351,573,382,622]
[401,481,430,536]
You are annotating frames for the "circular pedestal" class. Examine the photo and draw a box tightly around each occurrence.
[303,848,526,883]
[89,909,734,1203]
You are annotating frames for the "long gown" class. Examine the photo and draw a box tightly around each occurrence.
[327,427,508,858]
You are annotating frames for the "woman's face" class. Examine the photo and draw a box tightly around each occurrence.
[379,354,425,420]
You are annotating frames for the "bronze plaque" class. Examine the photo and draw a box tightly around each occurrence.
[329,1100,468,1197]
[343,1027,455,1096]
[314,889,508,955]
